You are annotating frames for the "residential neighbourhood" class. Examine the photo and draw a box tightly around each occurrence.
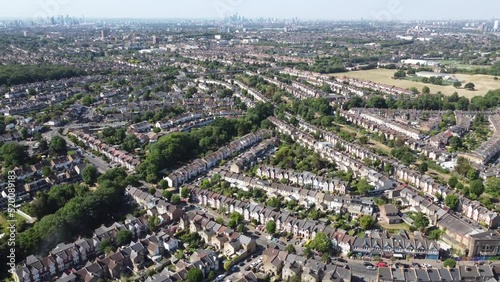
[1,6,500,282]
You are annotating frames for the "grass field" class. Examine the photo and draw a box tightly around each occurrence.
[379,222,410,231]
[336,69,500,98]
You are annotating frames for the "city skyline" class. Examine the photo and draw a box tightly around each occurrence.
[3,0,500,21]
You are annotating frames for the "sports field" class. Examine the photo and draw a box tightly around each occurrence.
[335,69,500,98]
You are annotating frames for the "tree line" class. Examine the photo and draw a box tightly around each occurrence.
[0,64,85,86]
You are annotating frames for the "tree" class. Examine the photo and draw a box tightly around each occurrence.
[159,179,169,189]
[422,86,431,94]
[321,83,332,93]
[358,136,369,144]
[467,168,479,180]
[266,220,277,235]
[187,268,204,282]
[38,139,49,151]
[0,143,29,167]
[171,195,181,204]
[82,165,98,185]
[356,178,372,195]
[393,70,406,79]
[359,215,375,230]
[19,127,28,140]
[162,190,173,201]
[428,229,443,240]
[485,177,500,196]
[224,260,233,271]
[181,187,190,199]
[267,197,281,208]
[41,166,52,177]
[285,244,296,254]
[449,137,463,151]
[310,232,332,253]
[418,162,428,174]
[448,176,458,188]
[453,81,462,88]
[455,157,472,177]
[148,216,160,232]
[49,135,67,156]
[321,253,330,263]
[470,180,485,196]
[121,135,139,153]
[116,230,132,246]
[98,239,111,254]
[413,212,430,231]
[228,219,237,228]
[303,247,313,258]
[208,271,216,281]
[464,82,475,90]
[445,195,460,211]
[230,212,244,224]
[409,87,419,94]
[384,163,393,174]
[443,258,457,268]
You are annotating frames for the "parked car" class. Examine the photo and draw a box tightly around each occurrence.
[366,265,376,270]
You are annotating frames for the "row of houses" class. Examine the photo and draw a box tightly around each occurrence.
[269,116,395,191]
[164,129,272,187]
[189,188,440,259]
[181,211,257,260]
[126,186,185,225]
[357,111,423,140]
[286,114,500,230]
[342,109,454,164]
[228,138,278,173]
[278,68,366,97]
[14,214,175,282]
[70,131,141,171]
[377,264,499,282]
[256,165,350,194]
[212,170,371,215]
[396,165,500,229]
[469,114,500,165]
[262,248,351,282]
[262,76,322,100]
[234,80,271,103]
[341,109,421,143]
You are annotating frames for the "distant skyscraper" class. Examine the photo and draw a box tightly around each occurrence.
[101,29,109,40]
[152,35,158,44]
[494,20,499,30]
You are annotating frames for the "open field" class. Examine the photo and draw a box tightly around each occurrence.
[437,60,491,70]
[336,69,500,98]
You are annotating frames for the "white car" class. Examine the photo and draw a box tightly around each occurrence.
[216,274,226,281]
[366,265,376,270]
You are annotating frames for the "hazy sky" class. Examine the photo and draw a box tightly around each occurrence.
[3,0,500,20]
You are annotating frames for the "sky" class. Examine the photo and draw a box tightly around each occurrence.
[2,0,500,21]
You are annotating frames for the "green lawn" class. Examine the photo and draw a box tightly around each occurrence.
[379,222,410,231]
